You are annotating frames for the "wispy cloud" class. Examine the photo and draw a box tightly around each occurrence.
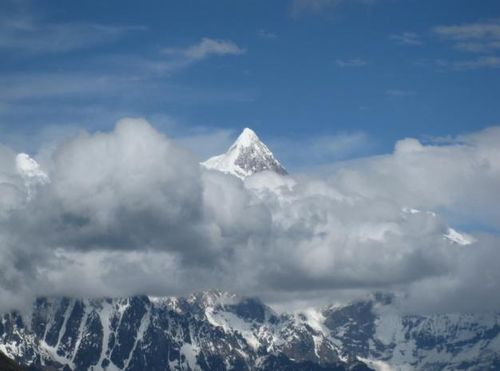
[308,131,371,161]
[270,131,372,168]
[163,38,246,61]
[0,14,142,54]
[433,19,500,53]
[257,29,278,40]
[431,19,500,71]
[175,128,236,160]
[290,0,342,16]
[336,58,367,67]
[6,123,500,313]
[390,32,422,46]
[386,89,416,97]
[0,73,131,101]
[289,0,375,17]
[426,56,500,71]
[452,56,500,70]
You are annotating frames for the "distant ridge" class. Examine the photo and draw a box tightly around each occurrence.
[202,128,287,179]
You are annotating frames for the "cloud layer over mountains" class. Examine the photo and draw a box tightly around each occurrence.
[1,118,500,313]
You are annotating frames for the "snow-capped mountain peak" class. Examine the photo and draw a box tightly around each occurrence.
[15,153,49,184]
[402,207,475,246]
[202,128,287,179]
[15,153,49,200]
[3,292,499,371]
[231,127,259,148]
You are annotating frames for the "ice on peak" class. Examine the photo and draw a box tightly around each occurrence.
[233,127,259,147]
[187,289,238,307]
[402,207,475,246]
[202,128,287,179]
[16,153,48,181]
[15,153,49,200]
[444,227,475,246]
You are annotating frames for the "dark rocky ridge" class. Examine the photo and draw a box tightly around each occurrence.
[0,349,26,371]
[1,291,500,370]
[0,292,371,371]
[202,128,287,179]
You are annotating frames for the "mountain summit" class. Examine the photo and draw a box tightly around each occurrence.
[202,128,287,179]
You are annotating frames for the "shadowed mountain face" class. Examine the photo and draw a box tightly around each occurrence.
[1,291,500,371]
[202,128,287,179]
[0,349,26,371]
[1,129,498,371]
[0,292,371,371]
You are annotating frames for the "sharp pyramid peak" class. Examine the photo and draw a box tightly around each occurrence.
[202,127,287,179]
[232,127,260,147]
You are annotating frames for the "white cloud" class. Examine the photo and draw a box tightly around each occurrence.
[311,132,370,159]
[336,58,367,67]
[0,73,130,101]
[164,38,245,61]
[0,13,142,54]
[175,128,236,161]
[433,19,500,53]
[270,131,371,168]
[431,56,500,70]
[291,0,343,16]
[428,20,500,71]
[1,120,500,314]
[390,32,422,46]
[257,29,278,40]
[290,0,376,17]
[386,89,416,97]
[434,20,500,41]
[331,127,500,228]
[453,56,500,70]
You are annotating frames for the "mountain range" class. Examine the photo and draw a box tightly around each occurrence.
[202,128,287,179]
[1,291,499,371]
[1,128,497,370]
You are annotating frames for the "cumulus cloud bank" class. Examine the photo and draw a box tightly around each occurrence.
[1,118,500,314]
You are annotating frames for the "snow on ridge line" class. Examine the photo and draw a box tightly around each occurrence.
[233,127,260,147]
[15,153,49,183]
[201,127,287,179]
[357,357,396,371]
[444,227,475,245]
[402,207,475,246]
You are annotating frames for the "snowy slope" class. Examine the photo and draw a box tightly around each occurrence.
[322,296,500,371]
[401,207,475,246]
[15,153,49,200]
[202,128,287,179]
[0,292,369,371]
[2,291,499,371]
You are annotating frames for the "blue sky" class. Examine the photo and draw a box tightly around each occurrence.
[1,0,500,168]
[3,0,500,314]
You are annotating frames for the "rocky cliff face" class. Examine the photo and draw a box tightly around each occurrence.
[323,295,500,370]
[2,291,500,371]
[0,291,370,371]
[0,349,26,371]
[202,128,287,179]
[2,130,496,371]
